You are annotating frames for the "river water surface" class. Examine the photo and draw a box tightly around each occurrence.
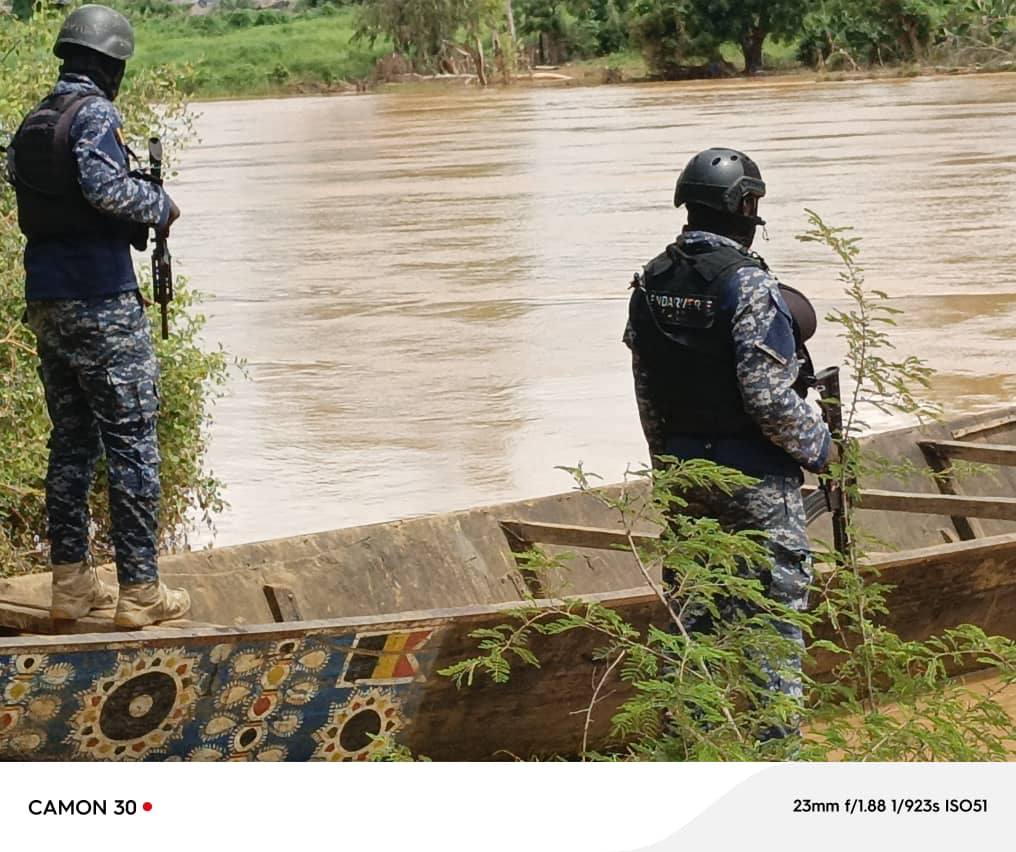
[172,73,1016,547]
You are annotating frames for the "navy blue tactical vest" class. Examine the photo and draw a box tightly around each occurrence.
[628,239,802,478]
[9,92,127,241]
[9,88,139,300]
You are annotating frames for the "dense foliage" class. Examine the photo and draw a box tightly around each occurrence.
[515,0,631,63]
[680,0,809,73]
[0,10,230,575]
[12,1,1009,95]
[797,0,1016,69]
[630,0,1015,76]
[352,0,1014,80]
[355,0,504,80]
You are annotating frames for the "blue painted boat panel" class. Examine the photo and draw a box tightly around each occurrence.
[0,626,440,761]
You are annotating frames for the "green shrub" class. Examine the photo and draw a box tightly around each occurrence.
[628,0,697,77]
[268,61,291,83]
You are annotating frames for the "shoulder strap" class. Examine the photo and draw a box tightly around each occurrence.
[53,94,101,156]
[640,246,677,287]
[52,94,101,191]
[8,93,94,193]
[678,242,765,283]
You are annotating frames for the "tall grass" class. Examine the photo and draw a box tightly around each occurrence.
[129,7,388,98]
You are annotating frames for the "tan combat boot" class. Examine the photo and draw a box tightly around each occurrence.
[50,561,117,621]
[114,581,191,629]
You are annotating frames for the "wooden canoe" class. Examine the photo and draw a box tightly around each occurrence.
[3,405,1016,761]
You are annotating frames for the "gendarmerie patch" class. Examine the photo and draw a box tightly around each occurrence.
[646,290,716,329]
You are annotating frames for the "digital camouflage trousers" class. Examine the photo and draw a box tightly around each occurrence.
[27,292,161,585]
[666,473,812,738]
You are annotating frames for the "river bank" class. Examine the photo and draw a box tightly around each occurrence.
[148,47,1016,104]
[124,6,1016,102]
[407,56,1015,93]
[176,59,1016,104]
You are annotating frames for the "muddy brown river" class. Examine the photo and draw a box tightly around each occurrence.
[172,73,1016,547]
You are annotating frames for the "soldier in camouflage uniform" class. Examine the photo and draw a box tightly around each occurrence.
[623,148,831,738]
[6,5,189,628]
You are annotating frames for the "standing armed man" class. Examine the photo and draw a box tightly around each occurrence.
[6,4,190,628]
[623,148,831,737]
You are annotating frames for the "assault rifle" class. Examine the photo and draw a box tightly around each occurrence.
[148,137,172,340]
[802,365,851,556]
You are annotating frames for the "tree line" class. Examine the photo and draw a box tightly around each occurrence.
[353,0,1015,80]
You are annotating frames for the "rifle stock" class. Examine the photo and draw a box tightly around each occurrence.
[148,137,172,340]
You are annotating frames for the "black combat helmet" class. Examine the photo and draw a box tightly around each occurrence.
[674,148,766,225]
[53,4,134,62]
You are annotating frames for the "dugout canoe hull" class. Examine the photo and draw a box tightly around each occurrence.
[3,405,1016,761]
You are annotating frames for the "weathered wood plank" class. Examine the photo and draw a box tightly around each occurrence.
[0,588,660,651]
[0,599,208,635]
[0,565,116,612]
[404,596,663,759]
[500,520,659,551]
[952,413,1016,440]
[919,439,1016,467]
[918,442,986,540]
[857,489,1016,521]
[0,601,114,635]
[264,584,303,623]
[861,534,1016,672]
[866,532,1016,570]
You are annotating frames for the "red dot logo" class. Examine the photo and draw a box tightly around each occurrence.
[143,802,153,812]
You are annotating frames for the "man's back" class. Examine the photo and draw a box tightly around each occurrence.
[9,73,167,301]
[626,228,829,478]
